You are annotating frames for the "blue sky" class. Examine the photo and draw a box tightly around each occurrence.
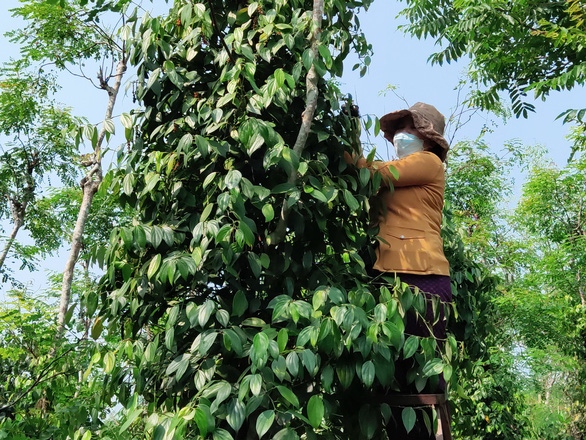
[1,0,585,296]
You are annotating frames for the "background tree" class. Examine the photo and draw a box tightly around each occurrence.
[5,0,140,335]
[0,65,79,280]
[399,0,586,119]
[509,154,586,437]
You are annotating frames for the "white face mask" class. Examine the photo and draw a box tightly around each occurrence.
[393,132,424,158]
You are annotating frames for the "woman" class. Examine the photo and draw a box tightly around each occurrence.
[346,102,451,438]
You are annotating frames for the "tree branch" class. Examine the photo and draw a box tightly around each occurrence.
[206,0,236,64]
[267,0,324,246]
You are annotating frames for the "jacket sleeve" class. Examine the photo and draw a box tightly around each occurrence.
[356,152,443,188]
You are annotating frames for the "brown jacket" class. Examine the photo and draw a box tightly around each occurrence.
[356,151,450,276]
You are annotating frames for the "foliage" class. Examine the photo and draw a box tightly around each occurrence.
[449,349,529,440]
[444,139,528,268]
[88,0,473,438]
[440,204,531,439]
[4,0,147,335]
[7,0,114,70]
[4,1,583,440]
[399,0,586,117]
[0,63,80,278]
[0,291,122,440]
[510,154,586,436]
[24,187,135,261]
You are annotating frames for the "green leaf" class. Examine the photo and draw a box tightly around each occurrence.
[388,164,399,180]
[103,118,115,134]
[120,113,133,129]
[277,328,288,352]
[227,399,246,431]
[239,219,256,246]
[422,358,444,377]
[250,374,262,395]
[359,167,371,187]
[361,361,375,387]
[262,203,275,221]
[344,189,360,211]
[253,332,269,355]
[274,68,285,88]
[256,410,275,438]
[86,291,98,317]
[134,226,147,248]
[152,425,165,440]
[276,385,300,407]
[198,301,215,327]
[194,408,208,436]
[443,364,453,382]
[225,169,242,189]
[366,148,377,163]
[232,290,248,317]
[302,48,314,71]
[301,349,316,375]
[273,427,298,440]
[147,254,162,279]
[382,322,402,348]
[286,352,299,377]
[322,365,334,392]
[91,316,104,340]
[359,405,377,439]
[119,408,142,433]
[311,189,328,203]
[203,171,217,188]
[403,336,419,359]
[307,395,324,429]
[248,253,262,278]
[213,428,233,440]
[165,327,175,350]
[103,351,115,373]
[336,364,354,389]
[145,341,157,362]
[402,407,416,434]
[318,44,332,68]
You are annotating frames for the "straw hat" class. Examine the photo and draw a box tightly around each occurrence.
[379,102,450,162]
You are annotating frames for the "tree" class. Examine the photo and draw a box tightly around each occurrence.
[6,0,140,336]
[92,0,469,438]
[399,0,586,119]
[510,154,586,437]
[0,65,79,279]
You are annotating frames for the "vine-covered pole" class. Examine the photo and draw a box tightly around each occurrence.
[268,0,324,245]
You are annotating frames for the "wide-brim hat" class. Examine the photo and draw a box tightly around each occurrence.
[380,102,450,162]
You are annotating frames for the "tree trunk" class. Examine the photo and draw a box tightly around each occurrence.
[267,0,324,246]
[56,57,127,338]
[0,218,24,270]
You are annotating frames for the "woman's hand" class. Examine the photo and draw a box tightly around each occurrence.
[344,151,356,165]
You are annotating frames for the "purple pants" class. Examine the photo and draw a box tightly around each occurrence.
[387,273,452,439]
[397,273,452,341]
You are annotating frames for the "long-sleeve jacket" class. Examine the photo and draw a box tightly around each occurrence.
[356,151,450,276]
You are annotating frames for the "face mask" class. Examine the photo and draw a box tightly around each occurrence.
[393,132,424,158]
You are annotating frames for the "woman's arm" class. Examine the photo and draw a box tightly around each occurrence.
[346,151,443,187]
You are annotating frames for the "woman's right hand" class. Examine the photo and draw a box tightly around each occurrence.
[344,151,356,165]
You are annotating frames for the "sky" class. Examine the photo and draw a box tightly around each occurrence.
[1,0,586,297]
